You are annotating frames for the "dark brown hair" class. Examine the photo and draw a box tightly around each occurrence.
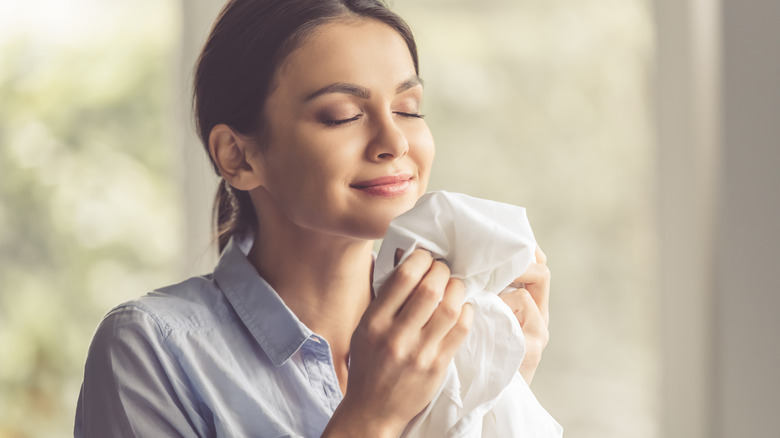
[193,0,419,252]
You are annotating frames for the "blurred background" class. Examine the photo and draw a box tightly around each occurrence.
[0,1,777,437]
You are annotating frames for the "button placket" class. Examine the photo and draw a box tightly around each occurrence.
[309,336,344,410]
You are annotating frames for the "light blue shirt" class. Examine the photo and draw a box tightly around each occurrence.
[75,236,344,437]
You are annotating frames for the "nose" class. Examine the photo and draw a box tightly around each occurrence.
[367,114,409,162]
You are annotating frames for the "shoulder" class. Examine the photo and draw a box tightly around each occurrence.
[101,274,236,339]
[78,276,228,437]
[82,273,240,399]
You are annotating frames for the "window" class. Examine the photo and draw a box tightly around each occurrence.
[0,1,180,435]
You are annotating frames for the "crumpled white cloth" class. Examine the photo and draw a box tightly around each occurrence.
[373,191,563,438]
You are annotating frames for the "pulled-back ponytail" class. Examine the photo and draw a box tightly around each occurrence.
[192,0,419,253]
[213,178,257,253]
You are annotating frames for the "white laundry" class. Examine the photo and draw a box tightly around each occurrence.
[373,191,563,438]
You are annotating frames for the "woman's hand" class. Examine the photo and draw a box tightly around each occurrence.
[323,249,473,438]
[499,246,551,385]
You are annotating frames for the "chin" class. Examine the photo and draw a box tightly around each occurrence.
[341,190,423,239]
[341,208,403,240]
[352,217,395,240]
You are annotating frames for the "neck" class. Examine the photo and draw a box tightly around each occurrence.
[247,189,375,363]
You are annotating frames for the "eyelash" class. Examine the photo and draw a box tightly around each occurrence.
[323,112,425,127]
[397,112,426,119]
[324,114,362,126]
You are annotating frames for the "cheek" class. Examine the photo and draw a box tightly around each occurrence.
[264,129,353,208]
[410,125,435,177]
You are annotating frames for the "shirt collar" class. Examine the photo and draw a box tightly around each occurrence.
[213,235,313,367]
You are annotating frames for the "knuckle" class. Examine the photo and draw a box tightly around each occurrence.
[363,318,385,341]
[499,294,518,313]
[523,347,542,365]
[527,329,550,349]
[438,301,460,321]
[541,328,550,346]
[525,338,542,354]
[416,283,442,303]
[384,337,407,363]
[393,264,418,286]
[431,355,450,373]
[452,316,471,337]
[432,259,452,276]
[412,248,434,262]
[448,277,465,292]
[412,352,430,371]
[541,265,551,281]
[536,247,548,265]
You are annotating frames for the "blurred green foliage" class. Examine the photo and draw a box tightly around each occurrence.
[0,2,180,436]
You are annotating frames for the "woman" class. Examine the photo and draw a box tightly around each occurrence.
[75,0,551,436]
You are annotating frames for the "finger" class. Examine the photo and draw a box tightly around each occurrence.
[371,249,434,320]
[421,278,466,344]
[507,246,547,289]
[536,246,547,265]
[512,263,550,325]
[499,288,527,314]
[437,302,473,363]
[514,290,548,384]
[514,289,544,330]
[500,289,548,340]
[395,259,451,331]
[513,262,548,285]
[515,290,550,351]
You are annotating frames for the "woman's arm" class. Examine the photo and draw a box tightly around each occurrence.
[75,306,202,438]
[321,249,473,438]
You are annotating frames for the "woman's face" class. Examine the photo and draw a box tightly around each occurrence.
[256,19,434,240]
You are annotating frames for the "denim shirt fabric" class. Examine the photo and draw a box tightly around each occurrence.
[74,236,343,437]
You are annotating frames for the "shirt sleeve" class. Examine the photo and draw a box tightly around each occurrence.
[75,305,204,438]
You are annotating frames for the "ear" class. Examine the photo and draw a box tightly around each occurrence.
[208,124,264,191]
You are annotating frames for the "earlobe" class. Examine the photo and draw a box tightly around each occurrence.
[208,124,264,191]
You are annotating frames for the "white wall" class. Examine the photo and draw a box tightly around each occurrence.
[655,1,719,435]
[715,1,780,436]
[656,0,780,436]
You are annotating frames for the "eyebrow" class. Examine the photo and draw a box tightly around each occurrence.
[304,75,423,102]
[396,75,423,94]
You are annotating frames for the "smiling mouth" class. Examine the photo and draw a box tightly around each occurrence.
[351,174,413,197]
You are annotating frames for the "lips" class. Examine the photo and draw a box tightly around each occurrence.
[352,173,412,188]
[351,173,413,197]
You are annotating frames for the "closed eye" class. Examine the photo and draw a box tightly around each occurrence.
[395,112,425,119]
[323,114,363,126]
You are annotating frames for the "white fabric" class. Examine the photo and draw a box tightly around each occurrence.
[373,191,563,437]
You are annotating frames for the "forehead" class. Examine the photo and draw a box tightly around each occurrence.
[274,19,417,98]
